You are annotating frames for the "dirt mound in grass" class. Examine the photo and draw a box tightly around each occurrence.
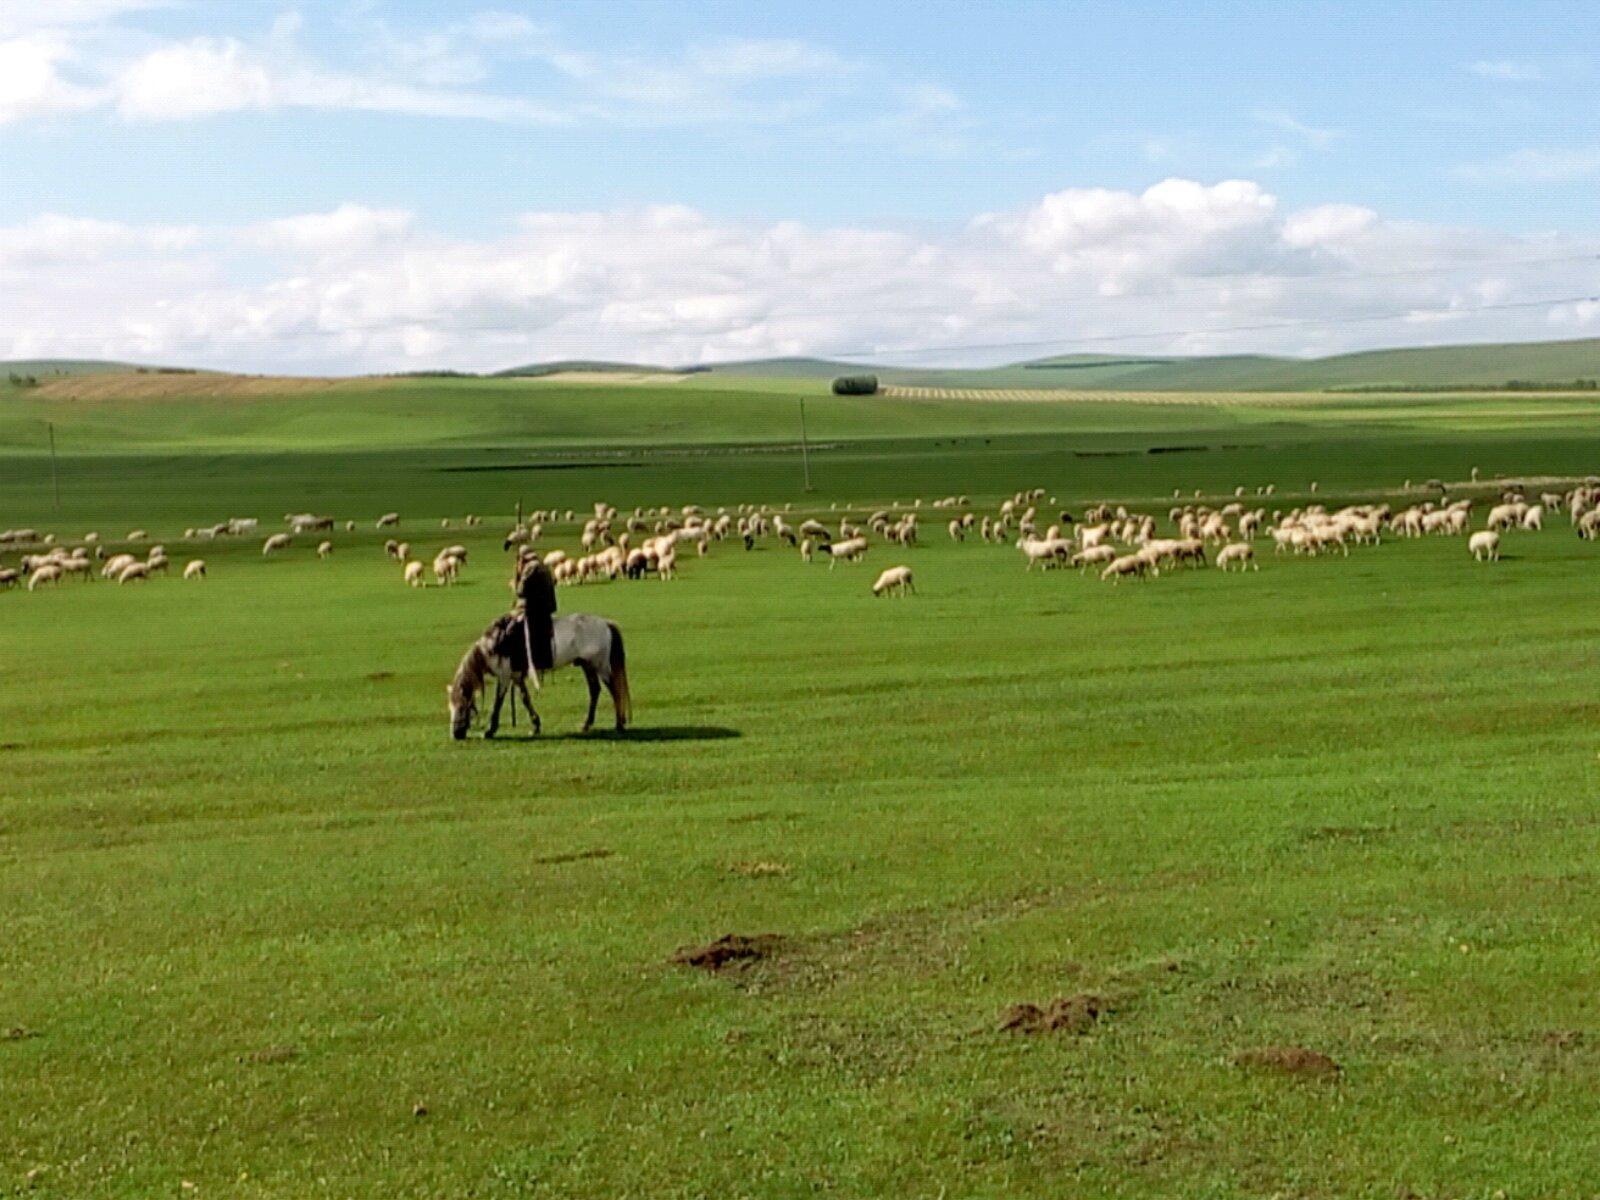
[1234,1045,1341,1078]
[999,994,1103,1035]
[672,934,782,970]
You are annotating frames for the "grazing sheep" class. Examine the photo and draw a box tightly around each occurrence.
[27,564,63,590]
[1018,535,1070,570]
[101,553,137,579]
[1070,544,1117,571]
[433,553,461,585]
[317,540,334,559]
[824,536,868,567]
[1522,504,1544,531]
[1469,529,1501,562]
[0,568,19,589]
[116,561,150,584]
[263,533,292,555]
[871,565,914,597]
[377,512,400,528]
[404,560,425,587]
[183,559,207,581]
[1215,543,1257,572]
[126,529,147,542]
[1579,509,1600,541]
[1100,554,1155,583]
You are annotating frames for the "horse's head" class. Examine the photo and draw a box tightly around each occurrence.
[447,682,476,740]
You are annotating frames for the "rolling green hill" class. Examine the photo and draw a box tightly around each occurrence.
[690,337,1600,392]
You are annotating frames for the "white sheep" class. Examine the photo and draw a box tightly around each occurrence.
[183,559,207,581]
[871,565,914,597]
[824,536,869,568]
[263,533,292,555]
[1468,529,1500,562]
[377,512,400,528]
[1215,543,1257,572]
[116,561,150,584]
[27,564,63,590]
[317,540,334,559]
[404,560,425,587]
[1100,554,1155,583]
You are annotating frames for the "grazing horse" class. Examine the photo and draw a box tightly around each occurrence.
[448,612,630,739]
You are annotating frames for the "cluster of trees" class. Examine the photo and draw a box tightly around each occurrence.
[7,373,39,388]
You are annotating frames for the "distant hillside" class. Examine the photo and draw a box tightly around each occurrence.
[697,338,1600,392]
[495,359,702,378]
[1,359,162,378]
[14,336,1600,395]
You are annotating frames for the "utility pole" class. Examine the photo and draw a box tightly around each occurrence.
[47,422,60,512]
[799,397,813,492]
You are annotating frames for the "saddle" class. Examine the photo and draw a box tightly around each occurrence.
[485,611,554,674]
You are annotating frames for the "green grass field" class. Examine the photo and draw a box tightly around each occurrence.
[5,378,1600,1197]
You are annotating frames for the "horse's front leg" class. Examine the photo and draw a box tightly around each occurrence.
[580,663,600,732]
[485,680,507,738]
[516,676,541,735]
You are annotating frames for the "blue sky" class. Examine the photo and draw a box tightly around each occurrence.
[3,0,1599,371]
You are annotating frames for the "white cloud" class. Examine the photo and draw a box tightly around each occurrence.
[1456,147,1600,184]
[6,181,1596,374]
[0,0,165,38]
[250,205,414,255]
[1469,60,1541,82]
[0,213,196,266]
[1254,110,1343,149]
[114,37,273,120]
[0,33,103,122]
[0,7,963,146]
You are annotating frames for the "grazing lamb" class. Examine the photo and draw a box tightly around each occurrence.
[1070,544,1117,571]
[1100,554,1155,583]
[317,540,334,559]
[1215,543,1257,572]
[1018,535,1070,571]
[404,560,425,587]
[183,559,207,581]
[871,565,915,597]
[824,536,869,568]
[0,568,19,589]
[263,533,292,555]
[27,564,63,590]
[1468,530,1500,562]
[116,561,150,584]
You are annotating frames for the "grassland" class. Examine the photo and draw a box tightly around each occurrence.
[4,375,1600,1197]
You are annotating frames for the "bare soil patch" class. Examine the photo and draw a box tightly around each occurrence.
[999,994,1104,1035]
[730,861,790,878]
[673,933,782,970]
[1233,1045,1341,1078]
[533,848,613,865]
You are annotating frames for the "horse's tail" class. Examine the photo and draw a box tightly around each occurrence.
[607,621,631,727]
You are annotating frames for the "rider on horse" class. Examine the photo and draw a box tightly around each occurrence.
[515,554,558,678]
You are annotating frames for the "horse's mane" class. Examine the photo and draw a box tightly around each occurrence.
[449,640,491,706]
[450,613,524,705]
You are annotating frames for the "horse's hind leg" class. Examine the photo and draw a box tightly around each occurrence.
[516,676,541,735]
[485,680,507,738]
[579,662,600,732]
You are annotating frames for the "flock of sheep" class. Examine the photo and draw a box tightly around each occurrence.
[5,475,1598,601]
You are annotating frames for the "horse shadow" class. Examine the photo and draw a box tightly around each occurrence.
[481,725,741,745]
